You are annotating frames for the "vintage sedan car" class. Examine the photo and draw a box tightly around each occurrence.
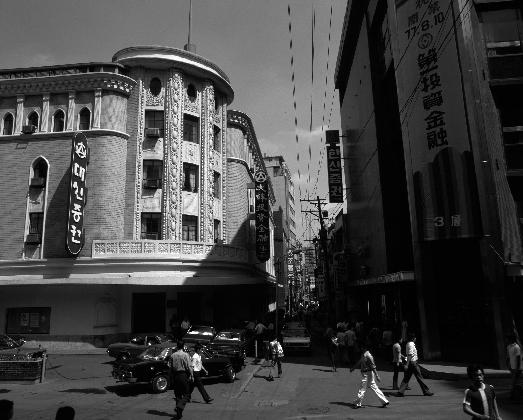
[106,334,173,361]
[112,343,236,393]
[0,334,45,358]
[281,322,312,355]
[209,329,247,371]
[183,325,216,345]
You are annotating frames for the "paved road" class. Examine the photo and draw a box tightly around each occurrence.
[1,350,522,419]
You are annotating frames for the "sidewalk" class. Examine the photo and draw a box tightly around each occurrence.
[420,362,511,380]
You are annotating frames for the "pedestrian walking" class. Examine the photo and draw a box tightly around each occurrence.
[189,344,213,403]
[506,334,522,400]
[463,364,502,420]
[169,340,194,419]
[268,336,284,380]
[0,400,13,420]
[350,345,389,409]
[55,406,75,420]
[396,333,434,397]
[254,320,267,358]
[180,317,191,338]
[325,325,337,372]
[392,335,405,390]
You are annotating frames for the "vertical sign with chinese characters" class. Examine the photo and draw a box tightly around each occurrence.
[66,132,88,255]
[254,170,271,262]
[392,0,480,240]
[326,130,343,203]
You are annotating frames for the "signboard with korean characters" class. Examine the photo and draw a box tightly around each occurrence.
[66,132,89,256]
[326,130,343,203]
[254,169,270,262]
[391,0,481,240]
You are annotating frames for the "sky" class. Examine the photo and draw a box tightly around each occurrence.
[0,0,347,243]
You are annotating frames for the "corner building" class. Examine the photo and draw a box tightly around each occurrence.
[0,46,275,348]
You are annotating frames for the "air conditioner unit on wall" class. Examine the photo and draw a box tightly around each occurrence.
[25,233,42,244]
[22,125,36,134]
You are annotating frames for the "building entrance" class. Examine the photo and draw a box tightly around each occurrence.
[132,292,165,333]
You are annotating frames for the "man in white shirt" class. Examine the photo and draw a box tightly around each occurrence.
[396,333,434,397]
[506,334,522,400]
[189,344,213,404]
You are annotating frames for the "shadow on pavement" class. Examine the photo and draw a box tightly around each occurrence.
[0,389,10,394]
[105,384,154,397]
[330,401,354,408]
[312,368,334,373]
[146,409,174,417]
[60,388,107,394]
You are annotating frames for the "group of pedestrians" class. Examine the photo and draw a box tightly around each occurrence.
[169,340,214,420]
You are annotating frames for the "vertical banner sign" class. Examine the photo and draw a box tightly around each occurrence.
[66,132,88,255]
[326,130,343,203]
[392,0,480,240]
[254,170,270,262]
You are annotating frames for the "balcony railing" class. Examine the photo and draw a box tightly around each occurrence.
[92,239,249,263]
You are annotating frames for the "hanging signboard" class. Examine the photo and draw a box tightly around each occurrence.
[66,132,88,256]
[254,170,270,262]
[326,130,343,203]
[391,0,481,240]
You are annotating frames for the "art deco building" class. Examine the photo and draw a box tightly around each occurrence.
[0,46,275,348]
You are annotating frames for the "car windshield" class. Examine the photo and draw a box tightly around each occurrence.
[215,332,240,340]
[187,327,214,336]
[141,347,171,360]
[282,329,309,337]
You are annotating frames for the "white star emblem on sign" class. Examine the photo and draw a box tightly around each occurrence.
[75,142,87,159]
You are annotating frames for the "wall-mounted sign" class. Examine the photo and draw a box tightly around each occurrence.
[392,0,481,240]
[254,170,270,262]
[66,132,88,256]
[326,132,343,203]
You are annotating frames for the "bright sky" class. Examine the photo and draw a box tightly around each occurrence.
[1,0,347,243]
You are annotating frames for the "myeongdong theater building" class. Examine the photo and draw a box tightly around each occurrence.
[0,46,276,348]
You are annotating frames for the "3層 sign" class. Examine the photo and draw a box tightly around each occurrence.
[392,0,481,240]
[326,130,343,203]
[66,132,88,256]
[254,170,270,262]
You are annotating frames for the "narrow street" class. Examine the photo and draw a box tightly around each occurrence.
[1,347,522,419]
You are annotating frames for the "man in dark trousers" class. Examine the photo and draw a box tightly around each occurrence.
[170,340,193,419]
[396,333,434,397]
[189,344,213,403]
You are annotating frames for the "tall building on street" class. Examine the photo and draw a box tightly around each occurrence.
[263,155,297,310]
[0,46,275,348]
[335,0,523,366]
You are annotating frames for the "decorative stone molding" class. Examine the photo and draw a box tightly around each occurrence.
[145,77,165,106]
[164,70,183,240]
[15,95,24,134]
[221,102,227,242]
[206,84,215,242]
[183,81,200,115]
[92,239,248,262]
[0,73,136,97]
[66,91,75,131]
[93,88,102,129]
[134,77,146,239]
[41,93,50,133]
[182,141,200,165]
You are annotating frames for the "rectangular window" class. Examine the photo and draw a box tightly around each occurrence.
[213,126,221,151]
[183,163,199,192]
[143,160,163,188]
[29,212,44,234]
[247,187,255,214]
[141,213,161,240]
[183,114,199,143]
[480,7,523,52]
[213,171,221,199]
[145,110,165,137]
[6,307,51,334]
[182,215,198,241]
[214,219,221,243]
[273,167,280,177]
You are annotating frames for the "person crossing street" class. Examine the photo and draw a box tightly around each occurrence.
[396,333,434,397]
[350,345,389,409]
[169,340,193,419]
[189,344,213,403]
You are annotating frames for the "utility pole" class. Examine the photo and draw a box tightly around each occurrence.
[300,196,333,322]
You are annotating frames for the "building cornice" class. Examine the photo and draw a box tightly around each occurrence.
[0,73,136,97]
[0,129,130,142]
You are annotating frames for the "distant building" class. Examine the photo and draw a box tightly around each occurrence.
[0,46,275,348]
[335,0,523,367]
[263,155,296,310]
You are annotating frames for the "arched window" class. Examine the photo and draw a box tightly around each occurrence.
[150,78,162,96]
[2,113,13,135]
[79,108,91,130]
[32,158,48,180]
[187,84,197,101]
[52,110,65,132]
[27,111,39,130]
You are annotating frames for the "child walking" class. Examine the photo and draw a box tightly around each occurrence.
[350,345,389,409]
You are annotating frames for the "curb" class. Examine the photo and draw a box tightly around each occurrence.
[232,359,265,398]
[419,365,511,381]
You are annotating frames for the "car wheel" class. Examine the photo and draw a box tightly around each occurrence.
[151,374,169,393]
[225,366,236,382]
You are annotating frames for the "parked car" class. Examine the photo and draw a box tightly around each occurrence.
[0,334,45,358]
[281,322,312,355]
[183,325,216,345]
[106,334,173,361]
[209,329,247,371]
[112,343,236,393]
